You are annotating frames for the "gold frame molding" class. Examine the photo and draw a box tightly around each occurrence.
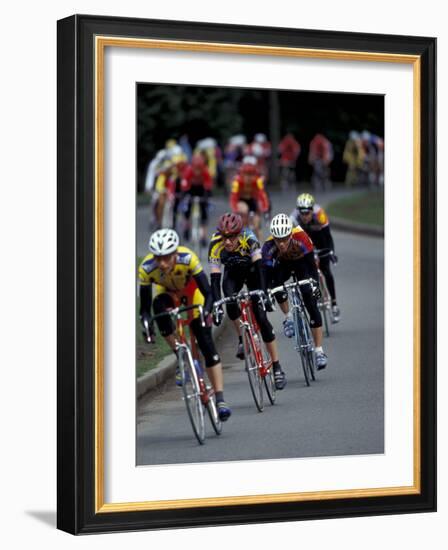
[94,36,421,514]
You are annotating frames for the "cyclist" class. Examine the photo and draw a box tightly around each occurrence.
[278,133,301,186]
[246,133,271,179]
[229,156,270,242]
[181,153,213,247]
[291,193,340,322]
[308,133,333,191]
[138,229,231,420]
[209,213,287,390]
[262,213,328,370]
[166,145,188,230]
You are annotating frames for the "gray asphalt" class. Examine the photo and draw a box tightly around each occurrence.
[136,191,384,465]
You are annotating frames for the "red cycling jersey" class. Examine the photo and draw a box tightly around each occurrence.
[181,165,213,192]
[230,174,270,213]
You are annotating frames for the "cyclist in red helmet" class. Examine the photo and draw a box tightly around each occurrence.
[208,212,287,390]
[229,156,270,241]
[181,153,213,246]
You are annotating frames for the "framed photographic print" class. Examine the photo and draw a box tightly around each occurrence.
[57,14,436,534]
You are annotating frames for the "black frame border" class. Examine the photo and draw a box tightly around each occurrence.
[57,14,436,534]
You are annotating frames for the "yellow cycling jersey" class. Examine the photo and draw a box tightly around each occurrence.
[138,246,203,292]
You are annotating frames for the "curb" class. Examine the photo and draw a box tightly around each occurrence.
[137,318,229,399]
[330,216,384,238]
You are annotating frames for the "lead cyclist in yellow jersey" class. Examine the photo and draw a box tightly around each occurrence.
[138,229,231,420]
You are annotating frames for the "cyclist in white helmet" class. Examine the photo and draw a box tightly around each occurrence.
[261,213,328,370]
[138,228,231,420]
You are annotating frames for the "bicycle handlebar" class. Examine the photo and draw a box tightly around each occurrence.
[148,303,206,328]
[269,278,317,296]
[213,289,267,309]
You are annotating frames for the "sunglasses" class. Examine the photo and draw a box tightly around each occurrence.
[299,209,313,214]
[222,233,239,240]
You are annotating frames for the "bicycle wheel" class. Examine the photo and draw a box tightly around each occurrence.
[294,309,311,386]
[261,344,276,405]
[303,319,317,382]
[319,274,331,336]
[178,348,205,444]
[205,386,222,436]
[243,328,264,412]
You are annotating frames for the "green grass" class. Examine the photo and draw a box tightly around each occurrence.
[136,255,173,379]
[326,190,384,227]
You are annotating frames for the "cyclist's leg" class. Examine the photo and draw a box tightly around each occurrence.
[152,289,177,350]
[319,256,337,304]
[222,269,244,335]
[222,269,246,359]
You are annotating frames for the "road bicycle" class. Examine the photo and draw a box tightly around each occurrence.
[213,289,276,412]
[314,248,337,337]
[279,160,296,192]
[182,194,211,258]
[270,278,317,387]
[143,304,222,445]
[310,158,332,192]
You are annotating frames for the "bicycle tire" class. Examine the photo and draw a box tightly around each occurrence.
[294,309,311,386]
[261,344,276,405]
[242,327,264,412]
[179,348,205,444]
[319,273,332,336]
[205,388,222,436]
[303,319,317,382]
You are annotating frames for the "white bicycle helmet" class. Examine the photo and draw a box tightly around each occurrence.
[270,213,293,238]
[296,193,315,210]
[148,229,179,256]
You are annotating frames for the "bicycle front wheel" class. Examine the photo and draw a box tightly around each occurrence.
[205,387,222,436]
[243,328,264,412]
[303,318,317,382]
[319,274,331,337]
[261,344,276,405]
[179,348,205,444]
[294,310,311,386]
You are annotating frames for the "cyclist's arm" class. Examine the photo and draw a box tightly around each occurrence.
[320,225,335,253]
[255,178,269,213]
[139,284,153,318]
[302,250,319,282]
[251,256,268,293]
[210,268,222,302]
[229,179,240,211]
[193,271,214,314]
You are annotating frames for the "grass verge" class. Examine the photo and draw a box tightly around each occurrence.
[326,189,384,227]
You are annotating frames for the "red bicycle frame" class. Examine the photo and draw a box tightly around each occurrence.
[238,295,272,379]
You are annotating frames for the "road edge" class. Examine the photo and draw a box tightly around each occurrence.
[330,216,384,237]
[137,319,229,399]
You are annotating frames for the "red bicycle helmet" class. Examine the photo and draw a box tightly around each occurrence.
[218,212,243,236]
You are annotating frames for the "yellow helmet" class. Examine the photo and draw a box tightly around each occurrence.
[296,193,315,210]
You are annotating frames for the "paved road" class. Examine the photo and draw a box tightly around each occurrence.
[136,228,384,465]
[136,185,364,258]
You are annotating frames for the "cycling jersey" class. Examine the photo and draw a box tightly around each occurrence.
[139,245,202,291]
[290,205,334,252]
[181,165,213,192]
[230,175,269,213]
[208,228,261,271]
[262,226,314,266]
[290,204,329,230]
[278,134,301,163]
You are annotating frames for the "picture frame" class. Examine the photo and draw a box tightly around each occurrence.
[57,14,436,534]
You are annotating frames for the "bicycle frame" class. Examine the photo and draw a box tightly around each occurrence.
[149,304,213,406]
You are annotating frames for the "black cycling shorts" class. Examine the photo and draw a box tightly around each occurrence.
[222,266,275,343]
[152,292,220,367]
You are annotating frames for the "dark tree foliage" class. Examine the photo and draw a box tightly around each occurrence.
[137,84,384,191]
